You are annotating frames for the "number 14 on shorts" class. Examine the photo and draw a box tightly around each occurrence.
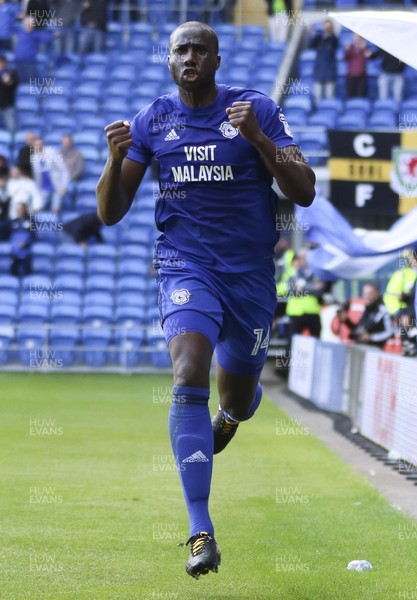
[251,328,270,356]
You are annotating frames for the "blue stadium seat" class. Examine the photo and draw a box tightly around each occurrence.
[316,98,344,115]
[46,114,76,133]
[0,328,14,365]
[49,328,79,366]
[130,22,153,36]
[18,303,49,324]
[117,276,148,295]
[54,291,82,308]
[285,96,313,113]
[84,291,114,308]
[72,132,101,149]
[76,192,98,212]
[87,257,116,277]
[54,274,84,294]
[282,107,308,127]
[120,245,150,261]
[85,274,115,293]
[344,98,371,115]
[241,25,266,40]
[83,304,113,325]
[119,259,148,277]
[373,98,400,113]
[75,82,103,99]
[57,244,86,261]
[83,53,109,67]
[115,305,146,325]
[0,304,16,324]
[72,97,99,116]
[120,227,152,245]
[82,327,112,367]
[87,245,117,261]
[0,130,12,145]
[368,110,397,130]
[117,332,146,367]
[32,256,55,277]
[337,113,367,130]
[117,291,147,308]
[110,66,136,83]
[80,65,107,81]
[42,96,70,115]
[55,257,85,277]
[0,275,20,293]
[140,66,168,83]
[50,304,80,323]
[0,290,18,308]
[22,274,52,294]
[308,111,337,128]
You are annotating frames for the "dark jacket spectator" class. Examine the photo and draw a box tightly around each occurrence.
[370,48,405,102]
[0,55,18,132]
[10,202,34,276]
[0,170,11,240]
[63,212,103,247]
[17,131,37,178]
[334,283,393,348]
[310,19,338,105]
[50,0,82,54]
[79,0,108,55]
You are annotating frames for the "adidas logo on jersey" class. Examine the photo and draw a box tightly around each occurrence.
[164,128,180,141]
[182,450,209,463]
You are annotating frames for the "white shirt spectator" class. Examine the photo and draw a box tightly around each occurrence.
[7,167,44,219]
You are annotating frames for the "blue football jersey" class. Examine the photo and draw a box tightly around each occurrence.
[127,84,295,272]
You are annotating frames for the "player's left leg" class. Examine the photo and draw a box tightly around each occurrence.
[211,263,277,454]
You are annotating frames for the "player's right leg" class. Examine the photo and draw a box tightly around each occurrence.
[155,261,223,578]
[168,329,221,579]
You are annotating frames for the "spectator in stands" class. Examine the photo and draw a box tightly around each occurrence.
[60,134,84,181]
[369,48,405,103]
[0,168,11,240]
[10,201,34,276]
[0,153,9,176]
[62,211,103,247]
[0,1,19,51]
[78,0,108,56]
[334,283,393,348]
[7,163,44,218]
[50,0,82,55]
[30,136,69,213]
[282,248,327,339]
[17,131,37,178]
[60,134,84,207]
[309,19,338,106]
[0,55,19,133]
[384,250,417,356]
[344,34,371,98]
[265,0,292,43]
[13,15,53,83]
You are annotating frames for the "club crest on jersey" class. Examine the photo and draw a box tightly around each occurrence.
[170,289,191,305]
[219,122,239,139]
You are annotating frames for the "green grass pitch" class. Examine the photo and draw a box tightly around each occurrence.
[1,372,417,599]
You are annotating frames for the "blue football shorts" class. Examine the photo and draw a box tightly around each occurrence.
[154,258,277,375]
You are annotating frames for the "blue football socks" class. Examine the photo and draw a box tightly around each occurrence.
[169,385,214,537]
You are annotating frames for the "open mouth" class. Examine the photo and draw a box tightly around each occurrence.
[183,69,198,80]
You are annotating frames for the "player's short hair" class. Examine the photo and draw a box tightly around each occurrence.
[169,21,219,54]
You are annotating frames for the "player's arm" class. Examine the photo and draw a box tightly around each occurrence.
[97,120,147,225]
[226,102,316,207]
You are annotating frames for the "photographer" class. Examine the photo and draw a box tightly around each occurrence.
[332,284,393,348]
